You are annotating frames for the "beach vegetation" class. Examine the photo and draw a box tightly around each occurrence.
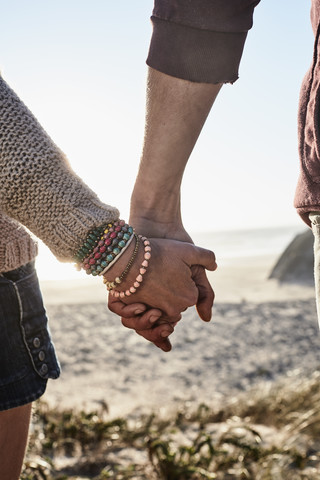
[21,370,320,479]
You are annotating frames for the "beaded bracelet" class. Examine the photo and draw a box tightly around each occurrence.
[103,234,140,289]
[83,225,134,276]
[73,224,110,265]
[74,220,134,276]
[108,236,151,298]
[99,232,135,276]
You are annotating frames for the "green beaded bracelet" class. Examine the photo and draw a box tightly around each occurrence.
[74,220,135,276]
[103,234,140,288]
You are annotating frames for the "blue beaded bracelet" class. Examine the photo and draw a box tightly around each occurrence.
[75,220,134,276]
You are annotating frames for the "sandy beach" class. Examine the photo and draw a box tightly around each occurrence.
[38,252,320,419]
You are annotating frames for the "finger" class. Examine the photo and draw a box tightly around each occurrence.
[121,311,179,332]
[122,318,174,352]
[191,265,215,322]
[154,338,172,352]
[153,313,182,325]
[140,326,173,352]
[187,245,217,271]
[108,295,149,317]
[121,309,163,331]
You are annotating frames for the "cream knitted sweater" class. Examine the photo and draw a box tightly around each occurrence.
[0,76,119,272]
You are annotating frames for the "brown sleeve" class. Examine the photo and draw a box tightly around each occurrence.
[147,0,261,84]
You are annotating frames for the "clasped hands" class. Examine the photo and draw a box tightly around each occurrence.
[106,236,217,351]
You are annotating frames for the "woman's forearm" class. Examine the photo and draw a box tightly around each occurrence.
[0,76,119,262]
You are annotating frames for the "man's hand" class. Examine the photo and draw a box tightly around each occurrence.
[107,299,178,352]
[110,69,221,350]
[106,237,216,351]
[128,215,215,322]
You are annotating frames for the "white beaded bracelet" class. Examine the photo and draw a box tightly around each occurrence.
[108,236,151,298]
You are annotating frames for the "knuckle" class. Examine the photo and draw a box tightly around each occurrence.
[121,317,130,328]
[166,306,181,318]
[188,290,198,307]
[108,303,117,313]
[207,286,214,302]
[137,330,152,342]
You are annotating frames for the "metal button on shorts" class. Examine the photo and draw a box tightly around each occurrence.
[0,261,60,411]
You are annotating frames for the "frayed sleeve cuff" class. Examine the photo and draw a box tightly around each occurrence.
[146,17,248,84]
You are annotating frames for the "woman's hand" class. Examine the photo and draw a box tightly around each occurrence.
[128,214,215,321]
[107,299,178,352]
[106,237,216,351]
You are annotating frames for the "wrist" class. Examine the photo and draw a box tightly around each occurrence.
[130,182,181,222]
[129,197,192,242]
[103,235,137,283]
[130,183,183,236]
[74,220,134,276]
[104,235,151,298]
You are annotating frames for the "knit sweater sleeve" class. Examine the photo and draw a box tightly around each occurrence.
[0,76,119,262]
[147,0,261,84]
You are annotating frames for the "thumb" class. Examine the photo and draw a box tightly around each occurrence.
[191,265,215,322]
[187,244,217,271]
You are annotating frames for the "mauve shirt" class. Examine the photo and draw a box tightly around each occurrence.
[146,0,320,226]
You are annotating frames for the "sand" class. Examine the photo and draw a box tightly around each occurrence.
[39,253,319,418]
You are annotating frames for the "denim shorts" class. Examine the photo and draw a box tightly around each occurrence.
[0,261,60,411]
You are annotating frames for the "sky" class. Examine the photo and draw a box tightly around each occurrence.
[0,1,315,279]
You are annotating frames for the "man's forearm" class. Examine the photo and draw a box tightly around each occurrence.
[130,67,221,231]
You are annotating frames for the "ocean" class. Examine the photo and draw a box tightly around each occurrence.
[192,225,306,264]
[36,224,307,281]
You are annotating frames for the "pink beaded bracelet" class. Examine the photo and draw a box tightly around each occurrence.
[108,235,151,298]
[103,234,140,288]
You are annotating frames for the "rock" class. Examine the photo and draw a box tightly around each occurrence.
[268,229,314,284]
